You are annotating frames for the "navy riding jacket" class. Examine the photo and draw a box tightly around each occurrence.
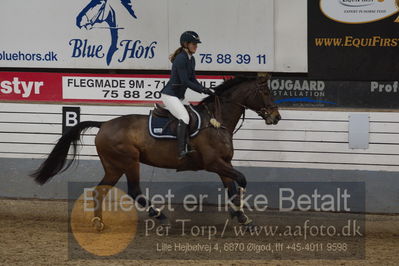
[161,51,205,99]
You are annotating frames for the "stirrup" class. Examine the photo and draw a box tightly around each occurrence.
[178,149,195,160]
[178,145,196,160]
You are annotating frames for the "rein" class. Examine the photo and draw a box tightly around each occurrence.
[233,105,246,135]
[204,95,247,135]
[202,79,276,134]
[213,95,223,123]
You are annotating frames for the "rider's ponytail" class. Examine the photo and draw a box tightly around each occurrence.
[169,47,184,63]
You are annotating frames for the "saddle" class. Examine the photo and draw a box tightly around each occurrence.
[149,103,201,139]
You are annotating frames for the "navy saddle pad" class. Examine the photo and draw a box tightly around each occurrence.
[148,105,201,139]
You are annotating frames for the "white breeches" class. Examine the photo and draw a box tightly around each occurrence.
[161,94,190,124]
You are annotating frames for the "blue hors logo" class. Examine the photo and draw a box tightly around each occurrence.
[70,0,157,65]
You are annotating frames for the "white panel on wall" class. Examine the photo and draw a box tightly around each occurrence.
[1,103,399,173]
[0,0,309,72]
[0,0,169,69]
[0,0,278,72]
[349,113,370,149]
[168,0,275,72]
[274,0,308,72]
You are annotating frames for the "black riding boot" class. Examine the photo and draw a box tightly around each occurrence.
[177,119,193,159]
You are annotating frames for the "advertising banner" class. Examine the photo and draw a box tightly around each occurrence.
[270,76,399,109]
[1,72,398,109]
[0,72,226,104]
[308,0,399,80]
[0,0,274,72]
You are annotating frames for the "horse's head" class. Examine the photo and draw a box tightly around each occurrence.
[201,76,281,125]
[238,76,281,125]
[76,0,110,30]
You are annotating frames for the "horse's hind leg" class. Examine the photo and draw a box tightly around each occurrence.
[125,162,169,224]
[91,160,124,231]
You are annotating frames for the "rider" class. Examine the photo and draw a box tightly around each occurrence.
[160,31,213,159]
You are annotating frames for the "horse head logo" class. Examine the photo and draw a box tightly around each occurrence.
[76,0,137,65]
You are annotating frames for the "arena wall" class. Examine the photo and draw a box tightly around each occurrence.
[0,103,397,213]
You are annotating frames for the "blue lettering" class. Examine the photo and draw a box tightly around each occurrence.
[146,41,157,59]
[69,39,104,58]
[135,43,145,58]
[93,45,104,58]
[118,40,137,62]
[69,39,83,57]
[118,40,157,62]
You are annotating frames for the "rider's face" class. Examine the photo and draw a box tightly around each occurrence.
[187,42,198,54]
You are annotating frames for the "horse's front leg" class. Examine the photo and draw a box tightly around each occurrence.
[219,175,253,226]
[205,159,253,226]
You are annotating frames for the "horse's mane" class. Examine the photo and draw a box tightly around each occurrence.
[199,76,255,105]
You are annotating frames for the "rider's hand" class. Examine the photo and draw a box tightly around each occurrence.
[202,88,215,96]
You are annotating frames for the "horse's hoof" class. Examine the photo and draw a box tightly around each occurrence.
[246,223,257,232]
[242,222,257,233]
[236,212,252,225]
[91,217,104,232]
[229,209,241,219]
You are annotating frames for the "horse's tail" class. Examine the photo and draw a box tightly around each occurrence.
[30,121,103,185]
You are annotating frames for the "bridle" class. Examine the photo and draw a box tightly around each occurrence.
[207,80,278,135]
[253,80,279,118]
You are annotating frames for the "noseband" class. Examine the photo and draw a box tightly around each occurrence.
[228,83,277,134]
[253,81,278,119]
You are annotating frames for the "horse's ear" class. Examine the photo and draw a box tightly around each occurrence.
[257,72,271,83]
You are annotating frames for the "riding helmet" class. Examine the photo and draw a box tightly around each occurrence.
[180,31,202,45]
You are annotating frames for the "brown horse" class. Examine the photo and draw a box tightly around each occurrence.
[31,75,281,230]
